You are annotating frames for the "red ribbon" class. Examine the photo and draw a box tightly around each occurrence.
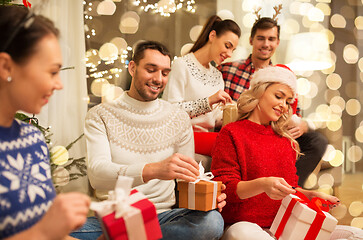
[23,0,32,8]
[274,190,333,240]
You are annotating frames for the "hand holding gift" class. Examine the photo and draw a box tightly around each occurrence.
[90,176,162,240]
[178,162,223,211]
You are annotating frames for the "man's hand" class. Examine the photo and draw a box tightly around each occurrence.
[262,177,296,200]
[217,184,227,212]
[143,153,199,182]
[288,119,309,139]
[208,90,232,107]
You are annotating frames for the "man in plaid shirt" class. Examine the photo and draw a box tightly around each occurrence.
[218,17,328,188]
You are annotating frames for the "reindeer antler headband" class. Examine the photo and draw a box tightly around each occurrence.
[253,4,283,21]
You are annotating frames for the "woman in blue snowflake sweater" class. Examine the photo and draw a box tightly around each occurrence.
[0,5,90,240]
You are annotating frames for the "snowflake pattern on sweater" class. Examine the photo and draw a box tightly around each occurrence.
[0,119,55,238]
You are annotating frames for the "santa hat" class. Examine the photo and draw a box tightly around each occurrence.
[250,64,297,100]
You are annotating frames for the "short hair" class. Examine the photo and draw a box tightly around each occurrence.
[250,17,280,40]
[132,41,171,65]
[0,5,59,64]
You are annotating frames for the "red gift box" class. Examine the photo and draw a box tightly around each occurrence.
[270,191,337,240]
[91,176,162,240]
[99,190,162,240]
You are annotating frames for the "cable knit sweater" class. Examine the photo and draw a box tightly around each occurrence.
[211,119,298,227]
[85,92,194,213]
[162,53,225,132]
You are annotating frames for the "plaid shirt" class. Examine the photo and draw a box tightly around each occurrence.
[218,55,300,115]
[218,55,256,101]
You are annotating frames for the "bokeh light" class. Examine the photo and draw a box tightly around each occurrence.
[180,43,193,56]
[322,144,336,162]
[355,126,363,143]
[326,73,342,90]
[318,173,335,188]
[347,145,363,163]
[355,16,363,30]
[343,44,359,64]
[351,217,363,228]
[316,3,331,15]
[331,204,347,220]
[346,99,361,116]
[97,0,116,15]
[189,25,203,42]
[328,150,344,167]
[304,173,317,189]
[297,78,311,96]
[307,7,324,22]
[348,201,363,217]
[99,42,118,61]
[217,9,234,20]
[91,78,110,97]
[330,14,347,28]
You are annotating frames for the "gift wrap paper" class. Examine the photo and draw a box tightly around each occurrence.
[177,180,222,211]
[222,102,238,127]
[270,194,337,240]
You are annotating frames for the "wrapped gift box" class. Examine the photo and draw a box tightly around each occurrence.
[91,176,162,240]
[270,193,337,240]
[177,179,222,211]
[222,102,238,127]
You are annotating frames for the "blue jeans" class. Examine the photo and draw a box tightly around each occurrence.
[70,208,224,240]
[158,208,224,240]
[69,216,103,240]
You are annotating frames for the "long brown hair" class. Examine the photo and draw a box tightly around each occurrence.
[189,15,241,53]
[237,82,300,156]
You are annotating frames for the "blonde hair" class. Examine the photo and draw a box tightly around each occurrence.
[237,82,300,156]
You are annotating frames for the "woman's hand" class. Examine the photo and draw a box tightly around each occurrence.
[35,192,90,239]
[216,184,227,212]
[263,177,296,200]
[297,188,340,208]
[208,90,232,107]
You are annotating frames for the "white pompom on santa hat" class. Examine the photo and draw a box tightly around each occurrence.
[250,64,297,101]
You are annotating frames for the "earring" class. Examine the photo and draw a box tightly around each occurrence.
[257,104,261,111]
[7,76,12,82]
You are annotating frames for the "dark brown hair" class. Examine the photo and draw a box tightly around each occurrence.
[132,40,171,65]
[0,5,59,64]
[189,15,241,53]
[250,17,280,39]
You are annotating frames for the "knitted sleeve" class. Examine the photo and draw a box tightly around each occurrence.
[84,106,145,191]
[162,58,212,118]
[211,126,243,203]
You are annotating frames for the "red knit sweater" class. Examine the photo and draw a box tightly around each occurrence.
[211,119,298,228]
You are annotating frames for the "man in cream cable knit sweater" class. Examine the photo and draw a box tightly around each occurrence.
[84,41,225,240]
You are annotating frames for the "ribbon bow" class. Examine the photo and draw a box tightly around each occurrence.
[274,190,334,240]
[192,162,214,183]
[90,176,136,219]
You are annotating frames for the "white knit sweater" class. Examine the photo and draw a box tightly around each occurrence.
[162,53,224,132]
[85,92,194,213]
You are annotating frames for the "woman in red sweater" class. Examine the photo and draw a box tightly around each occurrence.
[211,65,341,239]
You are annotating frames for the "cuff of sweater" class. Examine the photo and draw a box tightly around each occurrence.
[122,163,146,186]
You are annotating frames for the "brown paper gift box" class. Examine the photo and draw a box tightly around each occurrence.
[222,102,238,127]
[177,180,222,211]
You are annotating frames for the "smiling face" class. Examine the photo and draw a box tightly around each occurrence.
[250,27,280,62]
[249,83,294,125]
[8,34,63,114]
[209,30,239,65]
[128,49,171,102]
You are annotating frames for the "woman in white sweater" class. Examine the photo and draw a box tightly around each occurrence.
[162,15,241,132]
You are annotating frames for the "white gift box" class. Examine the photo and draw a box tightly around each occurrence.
[270,193,338,240]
